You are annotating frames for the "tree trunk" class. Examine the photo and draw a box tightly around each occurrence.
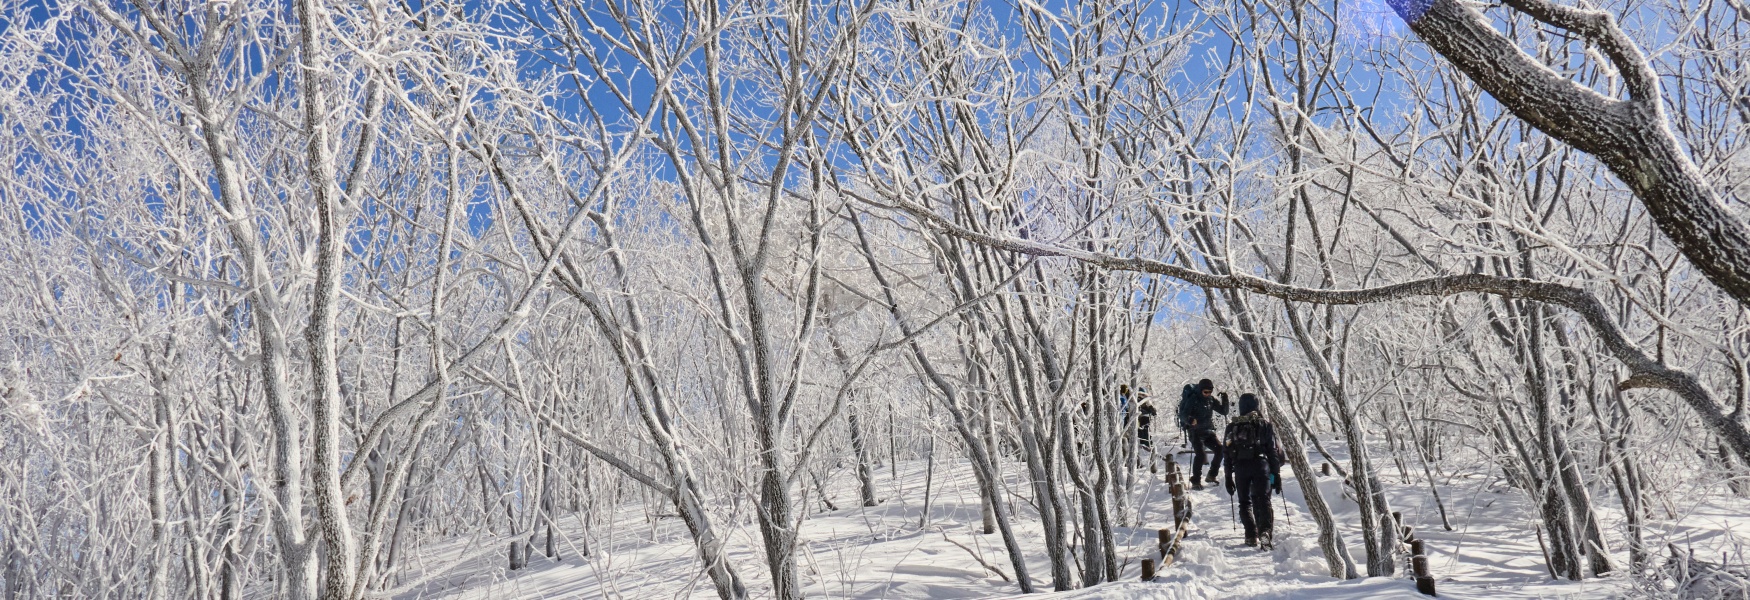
[1060,418,1107,587]
[753,423,801,599]
[848,409,879,508]
[146,362,174,600]
[1284,304,1393,576]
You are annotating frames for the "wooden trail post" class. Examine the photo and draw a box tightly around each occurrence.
[1158,527,1175,563]
[1146,454,1197,581]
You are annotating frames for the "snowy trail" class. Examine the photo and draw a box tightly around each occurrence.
[1041,448,1643,599]
[980,449,1338,599]
[1106,455,1341,598]
[378,444,1747,598]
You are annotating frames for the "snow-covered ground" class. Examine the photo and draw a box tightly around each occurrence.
[381,438,1749,599]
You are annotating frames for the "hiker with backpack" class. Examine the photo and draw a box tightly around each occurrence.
[1136,393,1157,449]
[1120,384,1156,449]
[1177,379,1230,490]
[1224,393,1284,549]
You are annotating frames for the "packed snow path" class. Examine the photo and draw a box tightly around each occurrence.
[1046,449,1644,599]
[1164,467,1328,596]
[1067,452,1398,599]
[378,444,1745,599]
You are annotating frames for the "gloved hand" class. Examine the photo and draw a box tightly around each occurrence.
[1270,474,1282,495]
[1225,478,1235,495]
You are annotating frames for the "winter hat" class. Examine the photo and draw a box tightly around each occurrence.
[1198,379,1214,392]
[1238,393,1260,415]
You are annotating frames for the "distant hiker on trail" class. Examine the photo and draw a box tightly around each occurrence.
[1177,379,1230,489]
[1224,393,1284,549]
[1119,384,1157,449]
[1136,389,1157,449]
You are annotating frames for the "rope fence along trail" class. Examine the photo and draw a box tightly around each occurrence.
[1394,511,1438,596]
[1137,456,1439,596]
[1143,454,1195,580]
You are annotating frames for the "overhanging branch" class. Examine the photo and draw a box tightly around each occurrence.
[865,193,1750,464]
[1385,0,1750,310]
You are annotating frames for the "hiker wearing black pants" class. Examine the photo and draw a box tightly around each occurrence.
[1224,393,1284,549]
[1177,379,1229,490]
[1137,397,1157,449]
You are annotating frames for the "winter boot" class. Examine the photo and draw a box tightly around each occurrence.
[1258,530,1274,551]
[1244,531,1257,547]
[1206,471,1219,485]
[1191,479,1205,491]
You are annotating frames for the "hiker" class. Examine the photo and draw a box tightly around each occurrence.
[1118,384,1132,422]
[1177,379,1230,489]
[1119,384,1157,449]
[1224,393,1284,549]
[1136,388,1156,449]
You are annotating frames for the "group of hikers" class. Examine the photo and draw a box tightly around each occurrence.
[1120,379,1286,550]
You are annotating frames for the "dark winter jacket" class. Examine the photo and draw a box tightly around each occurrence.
[1177,385,1228,430]
[1223,413,1283,475]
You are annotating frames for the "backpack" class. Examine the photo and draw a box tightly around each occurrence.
[1177,385,1198,428]
[1227,415,1271,461]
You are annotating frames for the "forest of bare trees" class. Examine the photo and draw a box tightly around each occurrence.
[0,0,1746,597]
